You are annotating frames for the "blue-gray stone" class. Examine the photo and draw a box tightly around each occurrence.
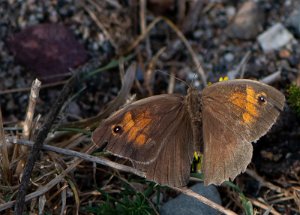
[160,183,222,215]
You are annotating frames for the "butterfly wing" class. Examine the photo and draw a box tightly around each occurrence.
[201,79,285,185]
[92,94,194,186]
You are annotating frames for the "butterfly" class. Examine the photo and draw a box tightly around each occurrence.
[92,79,285,187]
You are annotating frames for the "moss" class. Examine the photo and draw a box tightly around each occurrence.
[287,84,300,116]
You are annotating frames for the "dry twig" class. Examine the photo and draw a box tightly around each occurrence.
[0,107,10,184]
[16,79,41,176]
[8,138,237,214]
[172,186,237,215]
[124,16,207,87]
[14,73,80,214]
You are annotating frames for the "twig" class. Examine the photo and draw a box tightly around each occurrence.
[1,149,91,212]
[0,107,10,183]
[260,71,282,84]
[171,186,237,215]
[124,16,207,86]
[83,0,118,49]
[8,138,145,178]
[248,198,281,215]
[103,0,121,9]
[0,80,67,95]
[145,47,166,95]
[14,73,79,214]
[23,79,41,144]
[246,169,283,193]
[238,51,251,79]
[162,17,207,87]
[227,51,251,79]
[167,69,176,94]
[8,138,236,214]
[59,63,137,130]
[16,79,42,178]
[140,0,152,58]
[181,1,204,33]
[140,0,146,35]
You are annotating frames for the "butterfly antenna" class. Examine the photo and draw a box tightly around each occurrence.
[154,69,191,88]
[190,64,207,88]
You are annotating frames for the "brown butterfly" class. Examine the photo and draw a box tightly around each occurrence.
[92,79,285,187]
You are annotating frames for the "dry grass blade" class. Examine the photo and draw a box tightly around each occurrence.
[260,71,282,84]
[0,80,67,95]
[246,169,283,193]
[83,0,118,49]
[8,138,145,178]
[10,138,237,214]
[60,62,137,130]
[145,46,166,95]
[248,198,281,215]
[124,16,207,87]
[172,186,237,215]
[14,72,81,214]
[16,79,41,176]
[0,144,96,212]
[0,107,10,184]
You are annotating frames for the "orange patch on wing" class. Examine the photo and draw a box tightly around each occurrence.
[123,112,135,131]
[118,111,152,145]
[229,86,259,124]
[136,134,146,145]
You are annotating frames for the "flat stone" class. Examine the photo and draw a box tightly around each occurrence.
[257,23,295,52]
[160,183,221,215]
[226,1,264,40]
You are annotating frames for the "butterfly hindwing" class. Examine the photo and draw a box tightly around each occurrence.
[201,79,285,185]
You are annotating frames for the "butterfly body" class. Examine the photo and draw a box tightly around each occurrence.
[92,79,285,187]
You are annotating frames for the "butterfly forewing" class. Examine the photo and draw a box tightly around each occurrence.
[201,79,285,185]
[92,94,194,186]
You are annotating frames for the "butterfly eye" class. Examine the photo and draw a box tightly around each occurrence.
[258,95,266,104]
[112,125,123,134]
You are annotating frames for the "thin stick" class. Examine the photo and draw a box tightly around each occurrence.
[0,107,10,183]
[248,198,281,215]
[140,0,146,35]
[16,79,42,177]
[8,138,145,178]
[246,169,283,193]
[1,155,87,211]
[172,186,237,215]
[84,0,118,49]
[8,138,236,214]
[124,16,207,86]
[23,79,41,140]
[260,71,282,84]
[145,46,166,95]
[167,69,176,94]
[0,80,67,95]
[14,74,79,214]
[238,51,251,79]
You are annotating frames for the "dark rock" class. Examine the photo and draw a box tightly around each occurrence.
[160,183,221,215]
[286,7,300,37]
[7,23,88,83]
[226,1,264,40]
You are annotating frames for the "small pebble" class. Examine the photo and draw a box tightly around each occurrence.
[224,52,234,62]
[278,49,291,59]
